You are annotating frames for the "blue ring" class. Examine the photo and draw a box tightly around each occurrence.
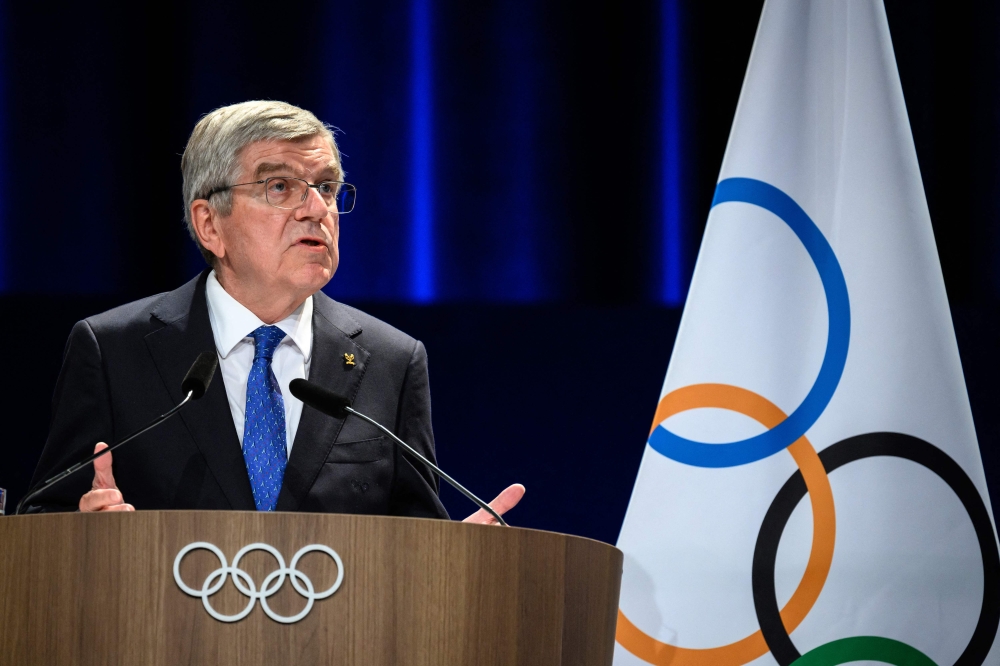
[647,178,850,468]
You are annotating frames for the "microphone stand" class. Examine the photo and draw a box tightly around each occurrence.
[344,406,509,527]
[14,391,196,516]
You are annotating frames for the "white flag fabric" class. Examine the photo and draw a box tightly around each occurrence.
[614,2,1000,665]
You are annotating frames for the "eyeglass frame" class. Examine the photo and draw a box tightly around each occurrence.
[204,177,356,214]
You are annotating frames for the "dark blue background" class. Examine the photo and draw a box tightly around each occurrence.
[1,0,999,542]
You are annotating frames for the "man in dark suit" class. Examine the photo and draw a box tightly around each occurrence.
[28,101,522,522]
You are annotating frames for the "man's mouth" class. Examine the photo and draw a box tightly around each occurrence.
[297,237,325,248]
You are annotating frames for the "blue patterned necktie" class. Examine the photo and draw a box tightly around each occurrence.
[243,325,288,511]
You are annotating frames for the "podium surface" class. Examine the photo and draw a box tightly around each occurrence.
[0,511,622,665]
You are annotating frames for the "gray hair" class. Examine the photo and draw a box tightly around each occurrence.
[181,100,342,264]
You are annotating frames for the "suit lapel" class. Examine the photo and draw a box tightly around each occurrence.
[276,293,369,511]
[144,271,256,511]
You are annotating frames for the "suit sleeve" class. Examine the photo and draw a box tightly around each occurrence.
[388,339,450,519]
[25,320,115,513]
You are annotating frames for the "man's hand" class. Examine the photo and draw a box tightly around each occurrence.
[78,443,135,512]
[462,483,525,525]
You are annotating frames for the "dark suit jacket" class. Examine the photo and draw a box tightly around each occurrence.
[28,271,449,518]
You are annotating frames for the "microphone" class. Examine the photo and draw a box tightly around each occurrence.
[289,378,509,527]
[181,352,219,399]
[289,378,351,418]
[15,351,219,515]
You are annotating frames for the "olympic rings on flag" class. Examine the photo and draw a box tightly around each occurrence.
[752,433,1000,666]
[621,180,998,665]
[647,178,851,468]
[616,384,837,666]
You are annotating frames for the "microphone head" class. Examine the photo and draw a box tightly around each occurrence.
[289,378,351,418]
[181,352,219,400]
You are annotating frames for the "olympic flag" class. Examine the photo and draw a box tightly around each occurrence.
[615,2,1000,665]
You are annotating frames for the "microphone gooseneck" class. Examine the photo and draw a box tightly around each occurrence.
[288,378,509,527]
[15,352,219,515]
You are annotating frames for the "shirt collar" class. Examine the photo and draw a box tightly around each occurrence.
[205,270,313,362]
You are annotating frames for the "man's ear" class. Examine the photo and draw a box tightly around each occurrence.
[190,200,226,261]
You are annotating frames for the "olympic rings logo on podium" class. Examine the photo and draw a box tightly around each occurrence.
[173,542,344,624]
[617,178,1000,666]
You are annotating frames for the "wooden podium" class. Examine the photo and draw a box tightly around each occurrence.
[0,512,622,665]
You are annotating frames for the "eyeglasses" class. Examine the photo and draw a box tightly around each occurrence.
[205,178,357,214]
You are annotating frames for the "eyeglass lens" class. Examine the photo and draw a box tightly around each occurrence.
[264,178,356,213]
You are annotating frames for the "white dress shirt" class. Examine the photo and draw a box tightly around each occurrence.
[205,271,312,455]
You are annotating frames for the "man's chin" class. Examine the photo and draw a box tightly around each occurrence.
[292,262,336,294]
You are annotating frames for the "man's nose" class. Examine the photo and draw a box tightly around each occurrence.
[296,185,330,220]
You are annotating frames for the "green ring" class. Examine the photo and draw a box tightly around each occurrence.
[791,636,938,666]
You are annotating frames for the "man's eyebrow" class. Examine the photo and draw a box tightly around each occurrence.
[319,162,343,181]
[252,161,342,181]
[253,162,297,179]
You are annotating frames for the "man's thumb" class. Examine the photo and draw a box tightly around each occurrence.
[91,443,117,490]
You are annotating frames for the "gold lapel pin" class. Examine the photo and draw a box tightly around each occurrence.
[344,353,356,366]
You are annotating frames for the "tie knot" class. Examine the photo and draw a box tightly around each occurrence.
[251,325,286,361]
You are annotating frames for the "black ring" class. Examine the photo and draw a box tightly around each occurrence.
[751,432,1000,665]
